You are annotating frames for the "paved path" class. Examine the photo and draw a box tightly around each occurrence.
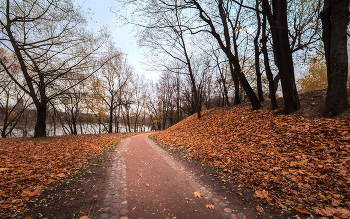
[99,134,247,219]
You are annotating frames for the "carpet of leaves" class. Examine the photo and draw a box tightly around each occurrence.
[0,133,133,214]
[153,107,350,218]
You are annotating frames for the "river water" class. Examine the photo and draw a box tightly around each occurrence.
[1,123,151,138]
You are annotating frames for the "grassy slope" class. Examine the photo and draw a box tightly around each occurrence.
[153,107,350,218]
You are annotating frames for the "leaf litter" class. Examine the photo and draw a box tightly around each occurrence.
[0,133,133,215]
[153,107,350,218]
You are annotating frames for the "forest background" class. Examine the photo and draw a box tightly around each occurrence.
[0,0,349,138]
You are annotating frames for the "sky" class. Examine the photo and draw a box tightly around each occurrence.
[73,0,160,81]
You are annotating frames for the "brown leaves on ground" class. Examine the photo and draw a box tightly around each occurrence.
[153,107,350,217]
[206,204,215,209]
[194,191,202,198]
[0,133,132,213]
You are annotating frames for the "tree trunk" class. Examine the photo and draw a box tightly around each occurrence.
[262,0,300,114]
[254,0,264,102]
[182,36,201,119]
[72,113,77,135]
[321,0,349,117]
[108,106,113,133]
[34,104,47,138]
[261,13,278,110]
[230,63,241,105]
[233,59,261,110]
[273,73,280,95]
[219,64,230,106]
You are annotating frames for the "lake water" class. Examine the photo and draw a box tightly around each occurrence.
[1,123,151,138]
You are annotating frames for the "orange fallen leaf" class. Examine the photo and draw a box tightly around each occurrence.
[194,191,202,198]
[79,216,89,219]
[256,205,264,214]
[93,195,97,199]
[206,204,215,209]
[295,206,311,215]
[146,183,150,187]
[253,190,268,199]
[57,173,66,178]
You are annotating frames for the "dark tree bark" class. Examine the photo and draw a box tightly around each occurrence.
[261,13,278,110]
[230,63,241,105]
[262,0,300,114]
[321,0,349,117]
[273,73,280,95]
[109,104,114,133]
[35,105,47,138]
[254,0,264,102]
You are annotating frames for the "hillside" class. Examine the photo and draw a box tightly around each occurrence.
[153,90,350,218]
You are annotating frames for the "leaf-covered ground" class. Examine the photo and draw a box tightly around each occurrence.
[153,107,350,218]
[0,133,133,215]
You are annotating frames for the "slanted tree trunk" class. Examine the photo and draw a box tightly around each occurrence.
[262,0,300,114]
[261,13,278,110]
[254,0,264,102]
[230,63,241,105]
[192,0,261,109]
[273,73,280,95]
[321,0,349,117]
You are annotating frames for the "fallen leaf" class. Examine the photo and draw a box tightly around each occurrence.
[146,183,150,187]
[295,206,311,215]
[93,195,97,199]
[206,204,215,209]
[139,173,143,177]
[194,191,202,198]
[57,173,66,178]
[0,168,9,172]
[253,190,268,199]
[79,216,89,219]
[256,205,264,214]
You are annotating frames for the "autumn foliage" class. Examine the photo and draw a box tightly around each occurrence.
[0,133,133,214]
[153,107,350,218]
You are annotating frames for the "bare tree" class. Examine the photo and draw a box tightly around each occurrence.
[96,48,133,133]
[261,0,300,113]
[186,0,261,110]
[0,0,112,137]
[254,0,264,102]
[0,53,32,138]
[136,1,203,118]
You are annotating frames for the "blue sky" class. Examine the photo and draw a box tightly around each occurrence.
[74,0,159,81]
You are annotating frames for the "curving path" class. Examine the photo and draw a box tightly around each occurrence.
[99,133,247,219]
